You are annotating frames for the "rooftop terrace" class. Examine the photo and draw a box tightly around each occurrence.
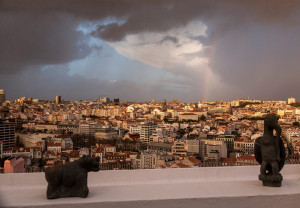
[1,165,300,208]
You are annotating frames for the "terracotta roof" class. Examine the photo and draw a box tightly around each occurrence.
[175,163,190,168]
[55,135,70,138]
[188,157,201,163]
[235,136,251,142]
[70,150,80,158]
[96,148,105,153]
[237,155,256,160]
[221,158,236,163]
[48,142,61,147]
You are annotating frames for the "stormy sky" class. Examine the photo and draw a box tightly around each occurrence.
[1,0,300,102]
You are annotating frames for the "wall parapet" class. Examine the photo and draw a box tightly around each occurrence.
[1,165,300,208]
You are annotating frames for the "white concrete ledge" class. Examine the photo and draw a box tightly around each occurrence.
[1,165,300,208]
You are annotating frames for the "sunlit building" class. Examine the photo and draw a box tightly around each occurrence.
[288,97,296,104]
[0,89,5,105]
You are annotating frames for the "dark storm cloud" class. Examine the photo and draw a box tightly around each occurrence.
[1,0,300,100]
[2,0,300,45]
[0,11,91,73]
[2,0,300,67]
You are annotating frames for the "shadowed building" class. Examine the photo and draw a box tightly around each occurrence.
[55,95,62,104]
[95,127,118,141]
[0,119,15,149]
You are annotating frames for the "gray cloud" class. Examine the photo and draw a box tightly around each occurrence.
[0,65,190,102]
[159,35,178,45]
[210,21,300,100]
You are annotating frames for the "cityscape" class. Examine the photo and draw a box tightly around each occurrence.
[2,1,300,207]
[1,88,299,173]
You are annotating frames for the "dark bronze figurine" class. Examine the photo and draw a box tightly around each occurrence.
[45,155,100,199]
[254,114,288,187]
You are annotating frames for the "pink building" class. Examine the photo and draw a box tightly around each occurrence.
[4,157,25,173]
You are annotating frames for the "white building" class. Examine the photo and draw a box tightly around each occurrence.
[178,113,198,121]
[140,151,157,169]
[200,140,227,161]
[288,97,296,104]
[129,125,140,134]
[172,140,200,156]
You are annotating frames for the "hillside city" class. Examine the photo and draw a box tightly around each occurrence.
[1,89,300,173]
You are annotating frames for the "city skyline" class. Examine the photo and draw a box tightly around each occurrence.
[1,1,300,101]
[1,90,299,103]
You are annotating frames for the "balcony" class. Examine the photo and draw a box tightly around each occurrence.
[1,165,300,208]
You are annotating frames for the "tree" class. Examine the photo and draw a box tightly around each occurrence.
[291,103,300,107]
[15,135,24,148]
[200,115,206,121]
[163,117,169,123]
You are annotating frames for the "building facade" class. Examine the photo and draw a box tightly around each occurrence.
[140,122,157,143]
[200,139,227,161]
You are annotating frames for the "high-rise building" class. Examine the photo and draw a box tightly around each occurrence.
[140,122,157,143]
[113,98,120,104]
[0,119,15,149]
[288,97,296,104]
[100,97,110,104]
[56,96,62,104]
[0,89,6,105]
